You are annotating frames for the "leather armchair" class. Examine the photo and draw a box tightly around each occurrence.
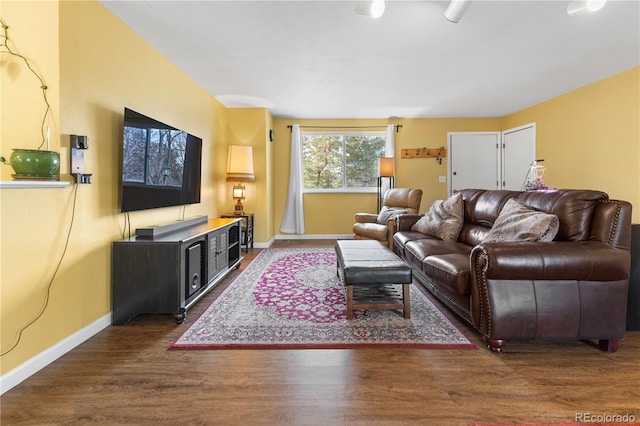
[353,188,423,249]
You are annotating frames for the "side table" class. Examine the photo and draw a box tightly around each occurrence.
[221,213,253,252]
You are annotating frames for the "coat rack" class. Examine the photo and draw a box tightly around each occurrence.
[401,146,447,164]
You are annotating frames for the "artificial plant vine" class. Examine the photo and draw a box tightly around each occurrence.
[0,17,51,150]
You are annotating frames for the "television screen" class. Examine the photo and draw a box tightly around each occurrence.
[120,108,202,213]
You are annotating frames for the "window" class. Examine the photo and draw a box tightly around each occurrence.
[301,132,387,192]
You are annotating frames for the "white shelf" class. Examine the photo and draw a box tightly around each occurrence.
[0,180,71,188]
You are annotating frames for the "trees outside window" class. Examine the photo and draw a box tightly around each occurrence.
[123,126,187,187]
[302,132,386,191]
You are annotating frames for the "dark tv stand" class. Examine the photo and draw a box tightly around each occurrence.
[111,217,242,325]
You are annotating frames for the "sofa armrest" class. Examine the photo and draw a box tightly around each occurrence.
[471,241,630,282]
[469,240,630,344]
[395,214,423,232]
[354,213,378,224]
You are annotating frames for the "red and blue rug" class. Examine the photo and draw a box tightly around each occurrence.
[171,248,476,349]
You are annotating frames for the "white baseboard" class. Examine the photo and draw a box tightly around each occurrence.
[275,234,353,240]
[254,236,275,249]
[0,313,111,395]
[253,235,353,249]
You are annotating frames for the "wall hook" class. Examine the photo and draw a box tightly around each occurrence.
[401,146,447,163]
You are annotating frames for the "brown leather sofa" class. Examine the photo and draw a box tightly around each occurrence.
[393,189,632,353]
[353,188,422,249]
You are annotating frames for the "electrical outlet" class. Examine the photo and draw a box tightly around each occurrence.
[439,176,446,183]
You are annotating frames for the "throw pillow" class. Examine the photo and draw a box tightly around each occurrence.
[376,207,408,225]
[411,193,464,241]
[483,198,559,243]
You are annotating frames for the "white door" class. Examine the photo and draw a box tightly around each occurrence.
[448,132,500,196]
[502,123,536,190]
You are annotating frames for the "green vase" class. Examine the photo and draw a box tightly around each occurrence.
[6,149,60,180]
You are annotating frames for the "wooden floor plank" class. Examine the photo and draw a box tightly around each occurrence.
[2,240,639,425]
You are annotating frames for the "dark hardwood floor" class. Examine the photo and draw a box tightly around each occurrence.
[2,240,639,425]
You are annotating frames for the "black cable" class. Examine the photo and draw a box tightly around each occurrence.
[125,212,131,239]
[1,183,79,357]
[0,18,51,150]
[122,211,130,240]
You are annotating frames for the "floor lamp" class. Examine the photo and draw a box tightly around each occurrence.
[377,157,395,212]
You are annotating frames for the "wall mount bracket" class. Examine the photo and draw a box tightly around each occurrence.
[70,134,92,184]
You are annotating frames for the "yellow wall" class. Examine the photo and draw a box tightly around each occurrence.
[226,108,273,244]
[502,67,639,222]
[1,0,228,374]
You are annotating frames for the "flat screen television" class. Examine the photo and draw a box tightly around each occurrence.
[120,108,202,213]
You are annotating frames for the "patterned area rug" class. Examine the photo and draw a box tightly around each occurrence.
[171,248,476,349]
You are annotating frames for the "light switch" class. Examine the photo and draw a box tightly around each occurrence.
[439,176,446,183]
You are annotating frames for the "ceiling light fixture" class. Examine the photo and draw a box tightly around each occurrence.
[371,0,385,19]
[567,0,607,16]
[355,0,385,19]
[444,0,472,23]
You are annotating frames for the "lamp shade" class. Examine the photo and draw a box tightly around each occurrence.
[226,145,255,182]
[379,157,395,177]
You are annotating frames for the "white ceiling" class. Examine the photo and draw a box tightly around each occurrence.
[100,0,640,119]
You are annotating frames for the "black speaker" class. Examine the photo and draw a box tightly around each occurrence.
[627,224,640,331]
[186,242,202,298]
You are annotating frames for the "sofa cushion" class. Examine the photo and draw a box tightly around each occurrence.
[383,188,423,214]
[516,190,608,241]
[376,206,408,225]
[411,193,464,241]
[483,198,559,243]
[393,231,435,249]
[459,189,520,228]
[405,238,472,260]
[458,223,492,247]
[422,254,472,295]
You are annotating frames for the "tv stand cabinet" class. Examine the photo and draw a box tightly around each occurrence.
[112,217,242,325]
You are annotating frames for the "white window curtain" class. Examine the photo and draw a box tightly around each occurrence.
[385,124,395,162]
[280,124,305,234]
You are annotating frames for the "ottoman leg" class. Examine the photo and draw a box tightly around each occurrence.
[403,284,411,319]
[346,285,354,319]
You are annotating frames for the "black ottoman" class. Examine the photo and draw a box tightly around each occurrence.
[335,240,413,319]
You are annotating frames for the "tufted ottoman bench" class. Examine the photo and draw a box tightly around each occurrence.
[335,240,413,319]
